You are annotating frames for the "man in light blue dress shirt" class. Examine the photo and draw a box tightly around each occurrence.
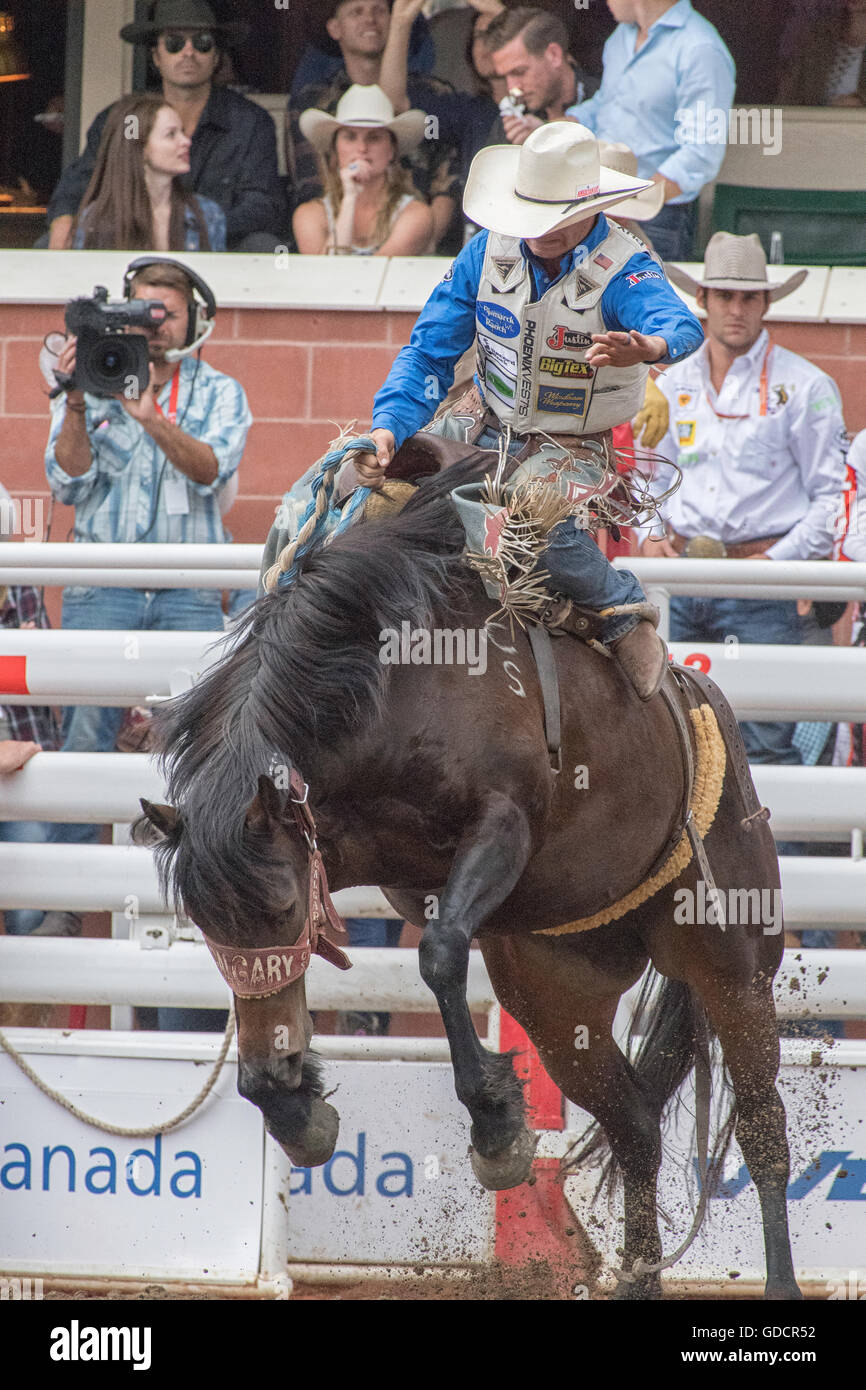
[566,0,736,260]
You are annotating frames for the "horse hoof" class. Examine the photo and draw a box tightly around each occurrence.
[469,1127,538,1191]
[271,1098,340,1168]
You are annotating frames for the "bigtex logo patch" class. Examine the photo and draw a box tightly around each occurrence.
[539,357,593,379]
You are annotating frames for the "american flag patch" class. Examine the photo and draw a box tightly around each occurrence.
[593,253,613,269]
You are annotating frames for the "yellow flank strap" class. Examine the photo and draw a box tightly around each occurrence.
[535,703,727,937]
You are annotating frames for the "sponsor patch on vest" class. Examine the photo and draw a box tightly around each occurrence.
[491,256,519,280]
[677,391,693,408]
[536,384,590,417]
[572,273,597,298]
[593,252,613,270]
[478,332,518,380]
[626,269,664,286]
[546,324,592,352]
[677,419,697,447]
[538,356,593,379]
[477,300,521,338]
[518,318,538,417]
[487,367,515,403]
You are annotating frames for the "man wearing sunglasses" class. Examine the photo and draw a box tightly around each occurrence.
[45,0,286,251]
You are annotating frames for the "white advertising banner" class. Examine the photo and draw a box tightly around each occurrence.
[281,1061,494,1265]
[565,1041,866,1293]
[0,1037,265,1284]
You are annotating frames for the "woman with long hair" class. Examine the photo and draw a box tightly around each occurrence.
[70,92,225,251]
[292,85,433,256]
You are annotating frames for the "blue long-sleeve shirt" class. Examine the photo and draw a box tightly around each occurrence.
[566,0,736,204]
[373,217,704,450]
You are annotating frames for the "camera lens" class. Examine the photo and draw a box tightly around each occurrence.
[95,341,125,381]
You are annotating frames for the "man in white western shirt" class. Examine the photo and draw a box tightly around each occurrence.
[643,231,848,765]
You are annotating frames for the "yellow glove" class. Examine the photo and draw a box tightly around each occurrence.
[632,375,669,449]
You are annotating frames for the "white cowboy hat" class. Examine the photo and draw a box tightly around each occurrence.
[299,84,427,158]
[598,142,665,222]
[666,231,808,302]
[462,122,657,239]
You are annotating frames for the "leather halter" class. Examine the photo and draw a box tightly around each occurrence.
[199,769,352,999]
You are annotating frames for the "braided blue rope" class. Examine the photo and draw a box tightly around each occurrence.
[276,435,374,591]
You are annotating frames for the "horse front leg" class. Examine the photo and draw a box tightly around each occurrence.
[418,792,537,1190]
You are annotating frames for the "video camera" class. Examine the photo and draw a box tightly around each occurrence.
[62,286,167,398]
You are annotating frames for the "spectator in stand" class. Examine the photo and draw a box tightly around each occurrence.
[288,0,464,251]
[481,7,600,146]
[71,93,225,252]
[40,257,249,1033]
[0,582,61,938]
[427,0,506,95]
[45,0,285,252]
[566,0,735,261]
[291,1,435,95]
[644,232,848,766]
[293,86,434,256]
[777,0,866,106]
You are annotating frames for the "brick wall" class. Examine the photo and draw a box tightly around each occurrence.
[0,307,863,603]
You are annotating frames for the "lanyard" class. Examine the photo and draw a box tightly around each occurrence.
[705,341,773,420]
[153,367,181,424]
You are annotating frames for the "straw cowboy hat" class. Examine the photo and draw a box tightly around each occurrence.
[598,142,665,222]
[666,231,808,302]
[120,0,249,46]
[299,85,427,158]
[462,122,656,239]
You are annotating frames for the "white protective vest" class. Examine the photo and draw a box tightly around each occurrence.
[475,223,650,436]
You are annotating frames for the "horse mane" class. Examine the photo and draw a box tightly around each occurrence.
[144,461,488,930]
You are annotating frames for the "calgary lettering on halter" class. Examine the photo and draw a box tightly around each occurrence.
[211,946,307,992]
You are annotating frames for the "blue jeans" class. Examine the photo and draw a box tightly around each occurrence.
[345,917,403,949]
[51,585,225,1033]
[0,818,52,934]
[475,426,645,642]
[670,596,804,765]
[51,586,225,848]
[641,200,698,261]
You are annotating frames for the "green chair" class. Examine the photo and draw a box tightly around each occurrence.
[711,184,866,265]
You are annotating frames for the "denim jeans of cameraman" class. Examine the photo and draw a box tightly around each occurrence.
[48,584,227,1033]
[474,425,645,642]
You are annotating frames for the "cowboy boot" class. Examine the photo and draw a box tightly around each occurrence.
[609,619,669,700]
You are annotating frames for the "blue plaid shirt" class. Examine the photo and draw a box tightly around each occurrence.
[45,356,251,544]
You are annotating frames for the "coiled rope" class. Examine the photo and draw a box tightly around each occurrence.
[262,432,374,593]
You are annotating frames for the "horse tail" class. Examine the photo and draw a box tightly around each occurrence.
[566,969,738,1196]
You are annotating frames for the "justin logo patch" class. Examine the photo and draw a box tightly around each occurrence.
[677,419,697,447]
[491,256,519,280]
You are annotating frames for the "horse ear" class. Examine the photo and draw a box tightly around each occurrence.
[133,799,180,845]
[246,773,286,832]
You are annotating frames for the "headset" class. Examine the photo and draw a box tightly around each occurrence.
[122,255,217,360]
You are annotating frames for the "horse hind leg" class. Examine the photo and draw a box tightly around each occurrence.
[418,792,538,1191]
[698,975,802,1300]
[481,935,667,1299]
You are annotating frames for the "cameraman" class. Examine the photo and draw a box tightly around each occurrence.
[40,260,251,987]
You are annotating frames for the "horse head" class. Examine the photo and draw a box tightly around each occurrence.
[134,773,345,1168]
